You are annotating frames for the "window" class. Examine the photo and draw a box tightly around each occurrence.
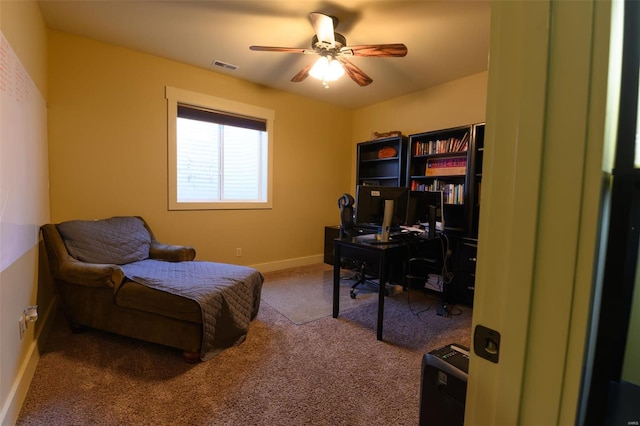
[166,87,274,210]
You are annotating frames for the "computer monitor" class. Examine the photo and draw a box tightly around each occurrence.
[354,185,409,230]
[406,190,444,239]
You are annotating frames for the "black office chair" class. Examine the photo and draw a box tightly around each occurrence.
[338,193,357,238]
[338,193,377,298]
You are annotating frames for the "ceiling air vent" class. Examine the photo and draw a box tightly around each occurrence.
[211,60,238,71]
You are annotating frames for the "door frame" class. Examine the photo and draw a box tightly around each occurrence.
[465,1,616,424]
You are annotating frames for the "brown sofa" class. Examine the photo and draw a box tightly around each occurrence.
[41,216,263,362]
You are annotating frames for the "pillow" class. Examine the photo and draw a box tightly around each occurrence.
[57,216,151,265]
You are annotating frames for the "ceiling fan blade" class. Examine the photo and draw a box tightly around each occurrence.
[338,58,373,86]
[249,46,310,54]
[291,62,314,83]
[342,44,408,57]
[309,12,335,47]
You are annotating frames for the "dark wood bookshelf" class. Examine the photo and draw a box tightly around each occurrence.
[407,123,485,305]
[356,135,408,187]
[346,126,485,306]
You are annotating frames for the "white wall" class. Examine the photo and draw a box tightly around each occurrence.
[0,1,52,425]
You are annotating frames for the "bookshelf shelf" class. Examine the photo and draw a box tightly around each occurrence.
[413,151,468,159]
[408,125,472,220]
[346,125,485,307]
[407,124,484,236]
[365,176,401,181]
[360,157,400,164]
[356,135,408,187]
[410,175,466,179]
[408,123,485,305]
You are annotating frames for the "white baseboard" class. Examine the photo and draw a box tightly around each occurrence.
[250,254,325,273]
[0,297,57,426]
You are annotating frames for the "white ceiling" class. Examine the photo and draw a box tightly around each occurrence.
[38,0,491,109]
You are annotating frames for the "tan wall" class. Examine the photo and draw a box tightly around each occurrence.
[352,71,488,141]
[0,0,48,95]
[0,1,51,424]
[48,31,353,270]
[351,71,488,187]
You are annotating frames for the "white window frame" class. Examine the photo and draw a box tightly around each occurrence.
[166,86,274,210]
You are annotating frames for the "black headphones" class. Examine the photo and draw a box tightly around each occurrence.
[338,193,356,238]
[338,193,355,209]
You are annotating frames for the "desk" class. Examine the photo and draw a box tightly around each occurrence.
[333,234,414,341]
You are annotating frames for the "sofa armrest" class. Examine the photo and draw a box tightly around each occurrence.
[138,217,196,262]
[41,224,125,288]
[149,241,196,262]
[59,258,125,288]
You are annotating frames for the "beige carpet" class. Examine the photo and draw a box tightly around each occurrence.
[17,263,472,425]
[260,263,384,324]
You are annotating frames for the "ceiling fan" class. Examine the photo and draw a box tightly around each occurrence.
[249,12,407,87]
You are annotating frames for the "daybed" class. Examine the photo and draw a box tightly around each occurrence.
[41,216,263,362]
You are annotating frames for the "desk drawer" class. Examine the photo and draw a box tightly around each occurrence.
[457,271,476,292]
[453,238,477,306]
[458,242,477,273]
[456,271,476,305]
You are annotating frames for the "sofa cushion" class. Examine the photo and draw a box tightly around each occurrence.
[57,216,151,265]
[121,259,263,360]
[115,280,202,323]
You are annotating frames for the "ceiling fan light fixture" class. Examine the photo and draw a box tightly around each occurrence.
[308,56,344,87]
[250,12,406,87]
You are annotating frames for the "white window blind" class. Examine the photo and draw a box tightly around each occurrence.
[176,117,220,202]
[166,86,274,210]
[221,126,264,201]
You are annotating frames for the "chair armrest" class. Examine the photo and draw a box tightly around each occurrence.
[139,217,196,262]
[59,258,125,288]
[40,224,125,288]
[149,241,196,262]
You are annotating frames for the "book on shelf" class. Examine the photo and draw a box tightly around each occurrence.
[410,180,426,191]
[413,131,469,155]
[410,180,464,205]
[425,157,467,176]
[443,184,464,205]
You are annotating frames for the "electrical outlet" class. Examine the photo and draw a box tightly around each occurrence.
[18,315,26,339]
[236,248,242,257]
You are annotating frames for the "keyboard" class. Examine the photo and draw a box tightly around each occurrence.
[364,231,422,245]
[366,239,397,245]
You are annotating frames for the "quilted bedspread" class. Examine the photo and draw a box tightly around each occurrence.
[121,259,263,361]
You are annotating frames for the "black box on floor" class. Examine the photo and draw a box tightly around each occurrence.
[419,343,470,426]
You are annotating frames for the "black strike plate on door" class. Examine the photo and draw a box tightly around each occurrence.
[474,324,501,363]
